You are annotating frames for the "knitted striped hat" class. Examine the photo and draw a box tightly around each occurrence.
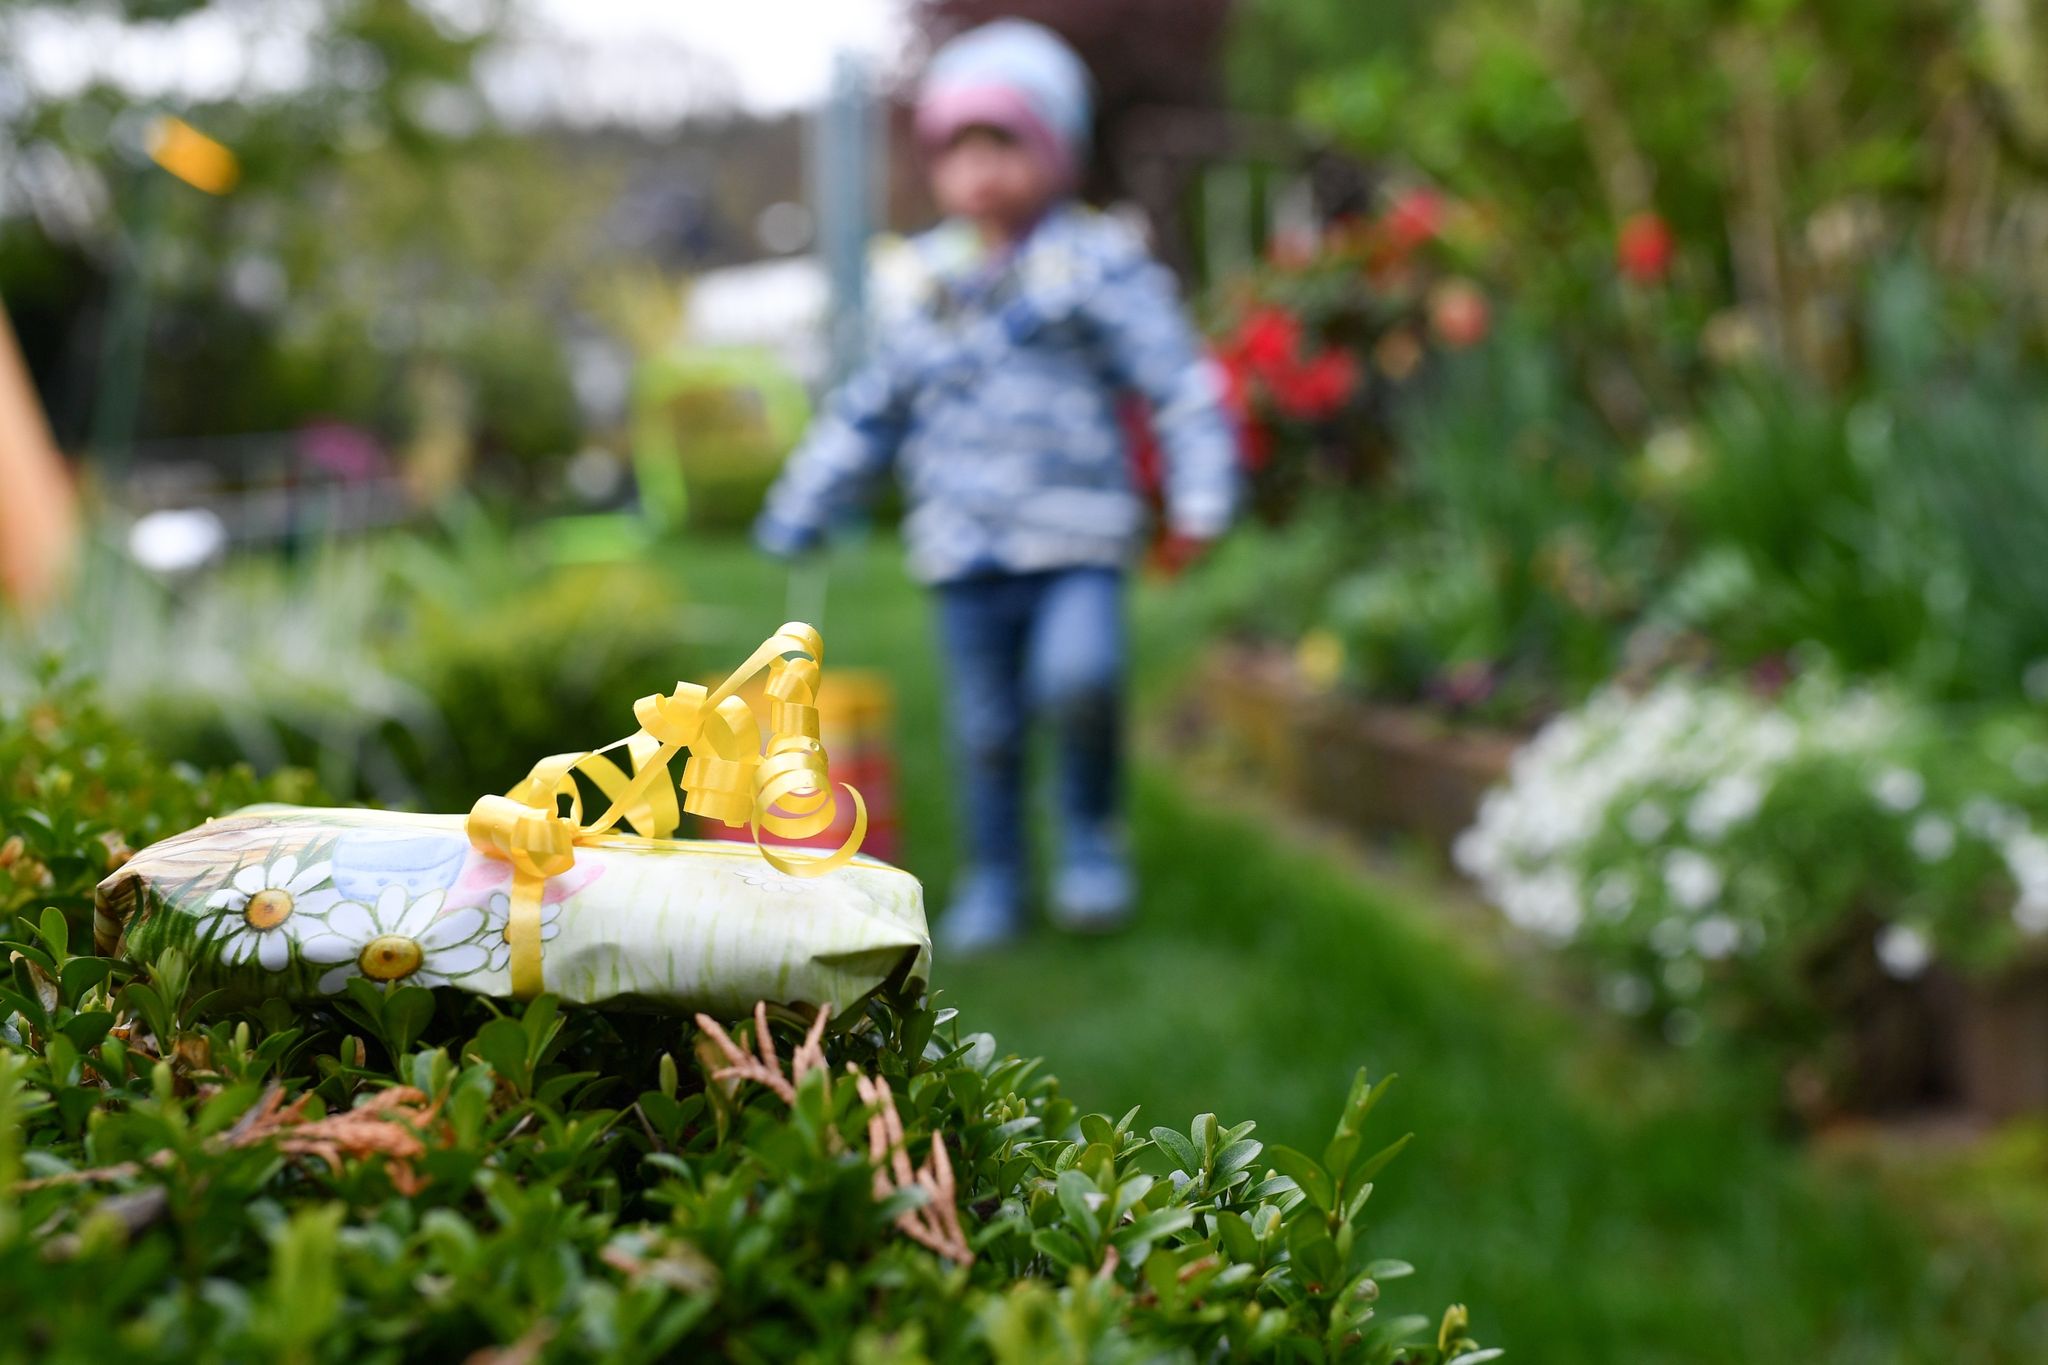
[915,20,1094,189]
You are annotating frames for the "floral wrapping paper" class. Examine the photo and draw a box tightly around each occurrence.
[95,804,930,1016]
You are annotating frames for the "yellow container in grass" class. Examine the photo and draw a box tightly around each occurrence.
[697,668,900,865]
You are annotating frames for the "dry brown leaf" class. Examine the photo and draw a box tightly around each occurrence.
[13,1083,444,1197]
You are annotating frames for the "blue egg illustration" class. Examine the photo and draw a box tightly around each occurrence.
[331,831,467,902]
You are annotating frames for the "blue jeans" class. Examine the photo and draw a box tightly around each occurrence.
[934,568,1124,899]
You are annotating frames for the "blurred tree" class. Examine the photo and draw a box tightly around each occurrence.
[1230,0,2048,410]
[0,0,590,476]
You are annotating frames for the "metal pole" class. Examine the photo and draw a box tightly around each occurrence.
[813,51,876,388]
[91,169,166,476]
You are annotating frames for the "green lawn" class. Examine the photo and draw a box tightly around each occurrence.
[665,534,2040,1362]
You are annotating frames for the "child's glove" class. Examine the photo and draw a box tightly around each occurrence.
[1148,532,1214,580]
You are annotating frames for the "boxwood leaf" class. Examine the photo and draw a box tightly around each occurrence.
[1364,1313,1433,1348]
[1117,1206,1194,1247]
[1031,1226,1086,1271]
[472,1017,533,1093]
[1056,1168,1101,1243]
[382,986,435,1058]
[1215,1208,1261,1264]
[1350,1132,1413,1189]
[1213,1137,1263,1179]
[991,1116,1042,1143]
[57,1010,113,1052]
[1286,1216,1343,1292]
[1262,1144,1334,1213]
[1150,1125,1200,1172]
[58,957,115,1006]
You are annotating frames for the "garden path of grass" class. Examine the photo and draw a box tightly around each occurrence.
[666,535,2043,1363]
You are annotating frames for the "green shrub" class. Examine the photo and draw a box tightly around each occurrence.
[1650,266,2048,704]
[0,674,322,929]
[1188,323,1644,725]
[1237,0,2048,396]
[1190,266,2048,723]
[629,348,810,535]
[0,686,1490,1362]
[3,508,700,810]
[374,508,699,811]
[1456,673,2048,1063]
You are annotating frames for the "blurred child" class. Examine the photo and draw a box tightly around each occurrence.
[754,20,1238,950]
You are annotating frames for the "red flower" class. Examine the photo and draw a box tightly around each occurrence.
[1304,350,1361,414]
[1232,306,1302,377]
[1428,279,1490,349]
[1269,348,1359,421]
[1383,188,1445,252]
[1617,212,1675,283]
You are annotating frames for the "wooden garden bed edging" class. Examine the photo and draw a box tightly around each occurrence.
[1188,641,2048,1127]
[1189,642,1519,865]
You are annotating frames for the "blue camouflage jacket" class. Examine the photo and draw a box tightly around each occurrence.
[753,204,1239,584]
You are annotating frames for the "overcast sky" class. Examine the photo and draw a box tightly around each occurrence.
[489,0,912,126]
[9,0,913,123]
[527,0,909,110]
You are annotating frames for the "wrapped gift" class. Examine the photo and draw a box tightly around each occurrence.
[95,624,929,1016]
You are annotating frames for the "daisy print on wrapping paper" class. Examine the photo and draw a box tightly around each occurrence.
[201,851,342,972]
[299,884,490,994]
[727,865,815,896]
[478,890,562,973]
[445,848,601,972]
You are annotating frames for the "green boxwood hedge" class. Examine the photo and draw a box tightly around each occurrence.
[0,686,1491,1363]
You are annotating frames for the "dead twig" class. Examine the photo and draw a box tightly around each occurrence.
[16,1161,149,1190]
[631,1101,665,1153]
[853,1068,974,1267]
[36,1187,171,1259]
[461,1320,554,1365]
[692,1001,974,1267]
[692,1002,830,1105]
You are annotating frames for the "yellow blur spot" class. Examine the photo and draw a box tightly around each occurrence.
[146,116,239,195]
[1296,628,1346,692]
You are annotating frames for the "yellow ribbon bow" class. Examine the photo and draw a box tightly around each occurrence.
[464,622,868,998]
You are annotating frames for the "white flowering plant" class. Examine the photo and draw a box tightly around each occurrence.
[1455,673,2048,1048]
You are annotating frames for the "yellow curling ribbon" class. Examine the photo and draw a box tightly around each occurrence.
[464,622,869,999]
